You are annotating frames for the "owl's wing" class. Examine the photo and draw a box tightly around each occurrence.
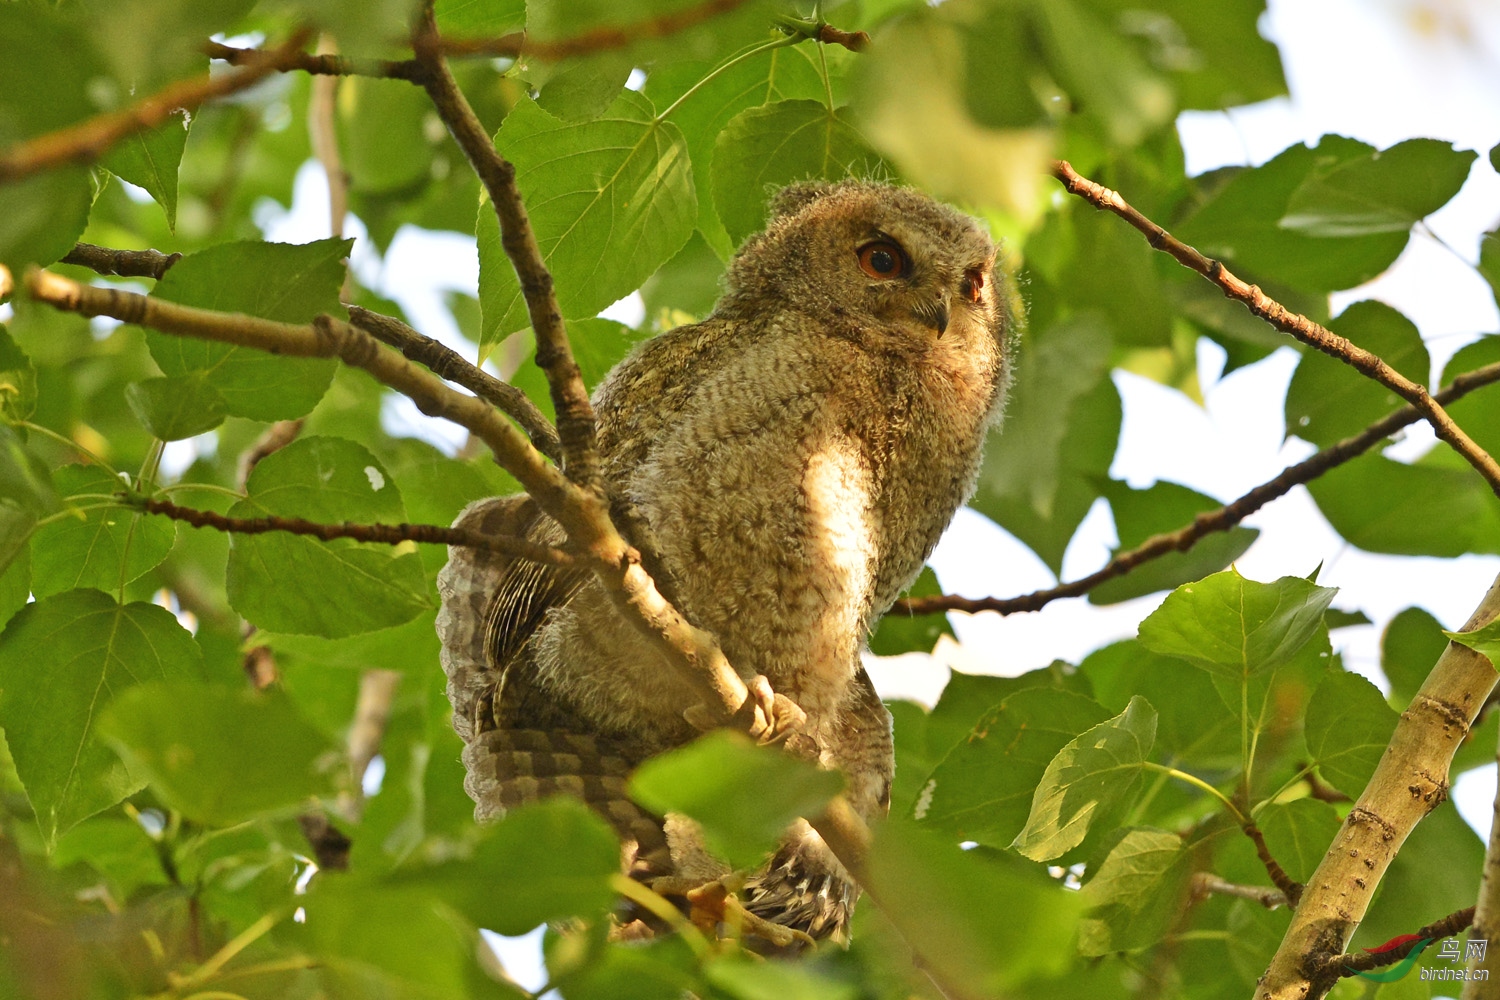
[435,495,674,876]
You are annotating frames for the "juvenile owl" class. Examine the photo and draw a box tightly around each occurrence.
[436,180,1010,941]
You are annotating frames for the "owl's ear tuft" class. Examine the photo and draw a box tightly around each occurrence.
[768,182,839,221]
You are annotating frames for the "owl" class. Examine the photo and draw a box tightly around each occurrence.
[435,180,1011,942]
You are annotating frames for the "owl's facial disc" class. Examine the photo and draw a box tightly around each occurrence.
[910,295,949,336]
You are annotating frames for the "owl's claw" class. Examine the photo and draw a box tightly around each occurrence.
[683,675,805,743]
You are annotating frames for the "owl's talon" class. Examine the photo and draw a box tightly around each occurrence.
[742,675,805,744]
[679,879,817,949]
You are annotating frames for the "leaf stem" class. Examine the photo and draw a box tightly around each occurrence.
[23,420,121,477]
[656,35,801,123]
[1142,761,1248,826]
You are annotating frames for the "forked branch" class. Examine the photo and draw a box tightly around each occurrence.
[1051,159,1500,499]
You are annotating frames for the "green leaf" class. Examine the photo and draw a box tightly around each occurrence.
[434,0,524,35]
[869,567,955,656]
[1437,334,1500,458]
[864,820,1084,991]
[644,44,828,257]
[1012,696,1157,861]
[917,688,1111,846]
[1280,139,1476,237]
[1091,479,1258,604]
[629,730,843,869]
[1307,452,1500,557]
[0,425,56,576]
[922,662,1094,764]
[1382,606,1448,707]
[225,436,430,637]
[124,374,227,441]
[1480,229,1500,312]
[145,239,349,421]
[0,545,28,631]
[970,318,1120,573]
[1078,827,1193,956]
[51,815,170,898]
[0,327,38,426]
[341,77,436,195]
[98,681,340,826]
[1257,799,1342,883]
[1137,570,1338,680]
[1285,301,1429,448]
[1445,618,1500,670]
[477,91,696,350]
[31,465,175,598]
[1079,640,1238,765]
[405,797,620,935]
[1176,136,1415,292]
[710,99,888,246]
[1304,670,1399,797]
[0,589,204,846]
[0,4,97,269]
[703,955,858,1000]
[100,111,190,230]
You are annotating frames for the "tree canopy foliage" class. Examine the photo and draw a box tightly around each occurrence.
[2,1,1500,998]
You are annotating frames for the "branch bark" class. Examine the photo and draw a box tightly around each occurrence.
[0,31,312,185]
[1256,571,1500,1000]
[895,358,1500,616]
[61,243,181,280]
[1464,722,1500,997]
[138,496,576,567]
[1052,159,1500,499]
[411,4,600,488]
[347,305,562,462]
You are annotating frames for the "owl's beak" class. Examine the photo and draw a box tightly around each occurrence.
[911,297,949,337]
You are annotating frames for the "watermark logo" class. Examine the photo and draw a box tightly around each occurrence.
[1350,936,1489,984]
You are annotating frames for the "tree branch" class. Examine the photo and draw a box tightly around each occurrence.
[1318,905,1475,977]
[1464,717,1500,997]
[1258,572,1500,999]
[1243,821,1303,908]
[412,4,601,489]
[0,31,313,185]
[204,40,425,82]
[347,305,561,463]
[61,242,182,280]
[1051,159,1500,499]
[137,496,576,567]
[1190,872,1288,910]
[438,0,753,60]
[894,358,1500,616]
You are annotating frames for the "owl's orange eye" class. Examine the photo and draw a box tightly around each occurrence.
[962,268,985,303]
[857,241,908,280]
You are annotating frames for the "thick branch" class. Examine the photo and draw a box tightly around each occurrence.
[62,243,181,280]
[1052,159,1500,498]
[0,32,312,185]
[347,305,561,463]
[895,358,1500,616]
[412,5,601,488]
[1464,720,1500,997]
[138,496,575,567]
[1257,572,1500,999]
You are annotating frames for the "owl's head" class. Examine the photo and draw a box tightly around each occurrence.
[717,180,1007,358]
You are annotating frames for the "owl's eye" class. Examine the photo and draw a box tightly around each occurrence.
[857,241,909,280]
[961,268,985,303]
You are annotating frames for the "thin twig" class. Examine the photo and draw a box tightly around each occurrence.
[1051,159,1500,498]
[308,35,349,244]
[0,31,313,185]
[770,14,871,52]
[1243,822,1303,907]
[347,305,561,462]
[62,243,181,280]
[138,496,576,567]
[1190,872,1288,909]
[237,419,305,490]
[895,358,1500,616]
[1320,905,1475,977]
[439,0,752,60]
[412,4,601,488]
